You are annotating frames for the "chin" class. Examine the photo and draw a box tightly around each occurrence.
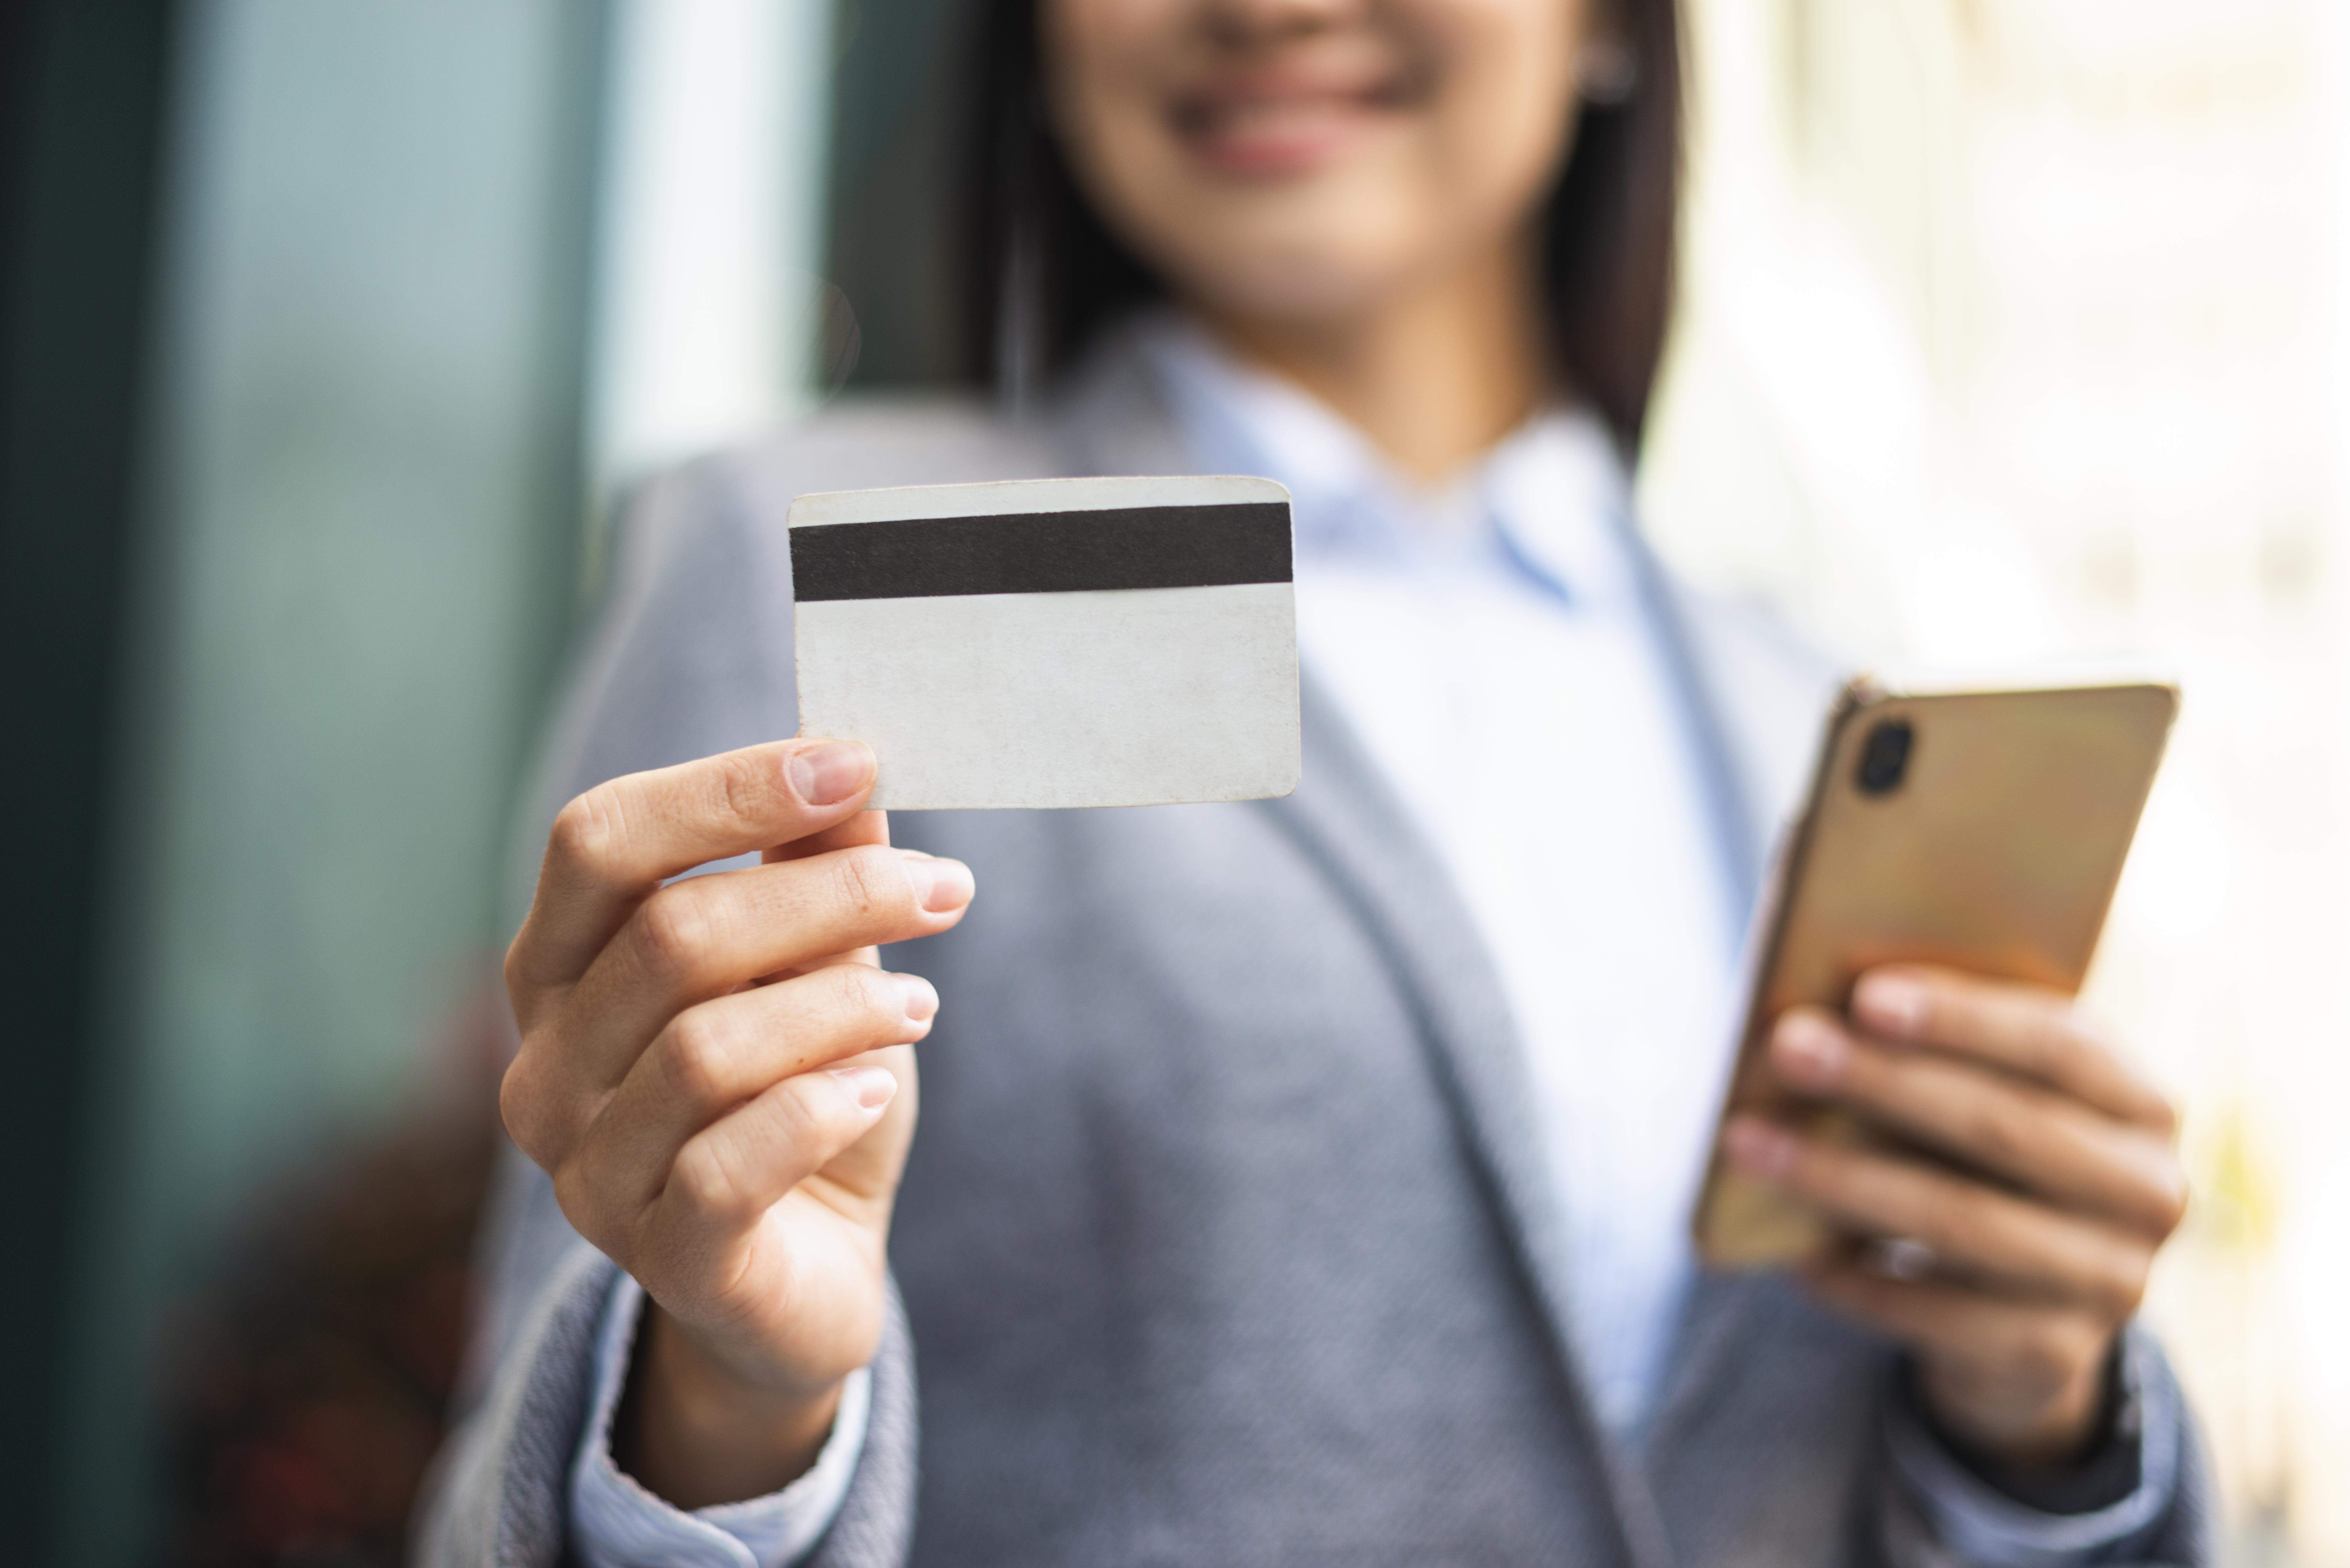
[1136,187,1436,326]
[1187,256,1418,328]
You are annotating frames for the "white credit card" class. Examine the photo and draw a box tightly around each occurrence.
[787,474,1300,810]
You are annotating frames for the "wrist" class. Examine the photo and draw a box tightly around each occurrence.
[616,1303,845,1510]
[1916,1345,2112,1471]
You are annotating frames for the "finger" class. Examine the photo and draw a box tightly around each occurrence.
[651,1058,905,1249]
[512,738,878,991]
[765,807,889,863]
[1800,1257,2114,1398]
[1768,1009,2189,1235]
[1848,967,2175,1133]
[580,964,939,1210]
[763,812,894,972]
[555,843,972,1092]
[1720,1117,2154,1318]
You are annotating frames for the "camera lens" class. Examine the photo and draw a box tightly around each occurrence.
[1855,718,1914,796]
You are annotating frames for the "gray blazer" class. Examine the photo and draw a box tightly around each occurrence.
[418,344,2214,1567]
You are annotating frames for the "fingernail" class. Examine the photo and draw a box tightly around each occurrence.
[1773,1011,1849,1087]
[1723,1118,1798,1180]
[895,972,939,1023]
[788,740,875,806]
[833,1064,898,1111]
[900,851,974,914]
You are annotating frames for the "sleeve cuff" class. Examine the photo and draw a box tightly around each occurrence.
[1885,1328,2181,1568]
[566,1273,872,1568]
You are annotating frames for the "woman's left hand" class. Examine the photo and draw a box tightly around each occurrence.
[1720,965,2188,1467]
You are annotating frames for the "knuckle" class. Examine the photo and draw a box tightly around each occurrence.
[656,1010,736,1111]
[770,1075,833,1147]
[1958,1097,2031,1172]
[708,749,776,834]
[498,1055,553,1163]
[670,1139,756,1224]
[765,1076,857,1175]
[832,846,909,925]
[827,961,897,1025]
[549,788,621,876]
[501,932,534,1002]
[634,885,715,986]
[497,1059,535,1154]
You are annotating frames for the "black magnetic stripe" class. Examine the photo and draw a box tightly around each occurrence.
[789,501,1292,601]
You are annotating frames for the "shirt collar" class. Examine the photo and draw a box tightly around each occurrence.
[1132,310,1639,606]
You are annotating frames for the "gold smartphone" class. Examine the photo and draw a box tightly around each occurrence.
[1691,676,2179,1269]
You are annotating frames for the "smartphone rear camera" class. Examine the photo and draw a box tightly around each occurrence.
[1855,719,1914,796]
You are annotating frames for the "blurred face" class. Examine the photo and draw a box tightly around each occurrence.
[1042,0,1595,328]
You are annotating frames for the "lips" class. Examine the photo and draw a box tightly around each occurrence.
[1170,60,1416,178]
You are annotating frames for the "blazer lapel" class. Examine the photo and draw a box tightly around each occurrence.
[1264,669,1584,1364]
[1627,547,1851,1451]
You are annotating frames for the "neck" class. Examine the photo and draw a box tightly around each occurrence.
[1199,238,1549,484]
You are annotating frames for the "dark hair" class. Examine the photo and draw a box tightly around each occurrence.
[954,0,1684,454]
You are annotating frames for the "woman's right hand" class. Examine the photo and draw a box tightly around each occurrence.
[498,737,974,1508]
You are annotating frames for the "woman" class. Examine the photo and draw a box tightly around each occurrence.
[423,0,2209,1560]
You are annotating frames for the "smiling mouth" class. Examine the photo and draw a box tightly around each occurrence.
[1169,65,1420,178]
